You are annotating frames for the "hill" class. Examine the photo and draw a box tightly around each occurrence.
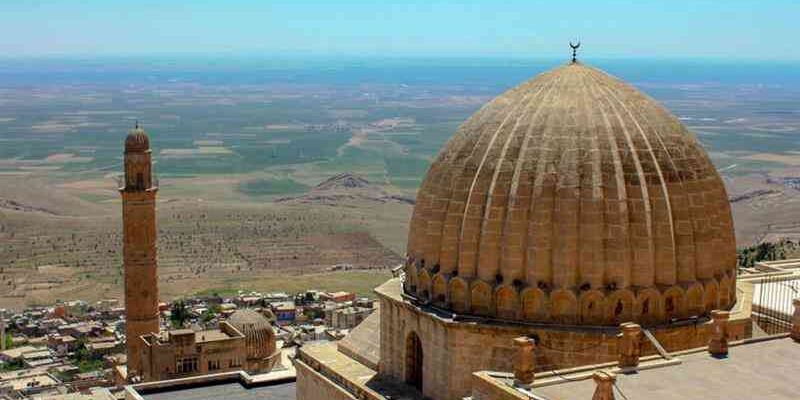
[276,172,414,206]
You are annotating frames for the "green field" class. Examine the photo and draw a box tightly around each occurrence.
[239,177,310,196]
[192,270,393,299]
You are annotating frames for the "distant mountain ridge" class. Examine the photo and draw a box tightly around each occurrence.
[276,172,414,206]
[315,173,371,191]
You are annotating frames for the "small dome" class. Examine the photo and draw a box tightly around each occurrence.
[228,309,276,361]
[125,126,150,153]
[405,62,736,326]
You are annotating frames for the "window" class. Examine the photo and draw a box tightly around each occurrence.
[176,357,198,374]
[208,360,220,370]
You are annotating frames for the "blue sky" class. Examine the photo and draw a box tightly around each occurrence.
[1,0,798,59]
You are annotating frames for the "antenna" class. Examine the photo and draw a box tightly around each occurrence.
[569,40,581,63]
[135,119,140,129]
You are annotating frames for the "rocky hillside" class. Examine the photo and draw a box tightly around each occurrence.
[276,172,414,206]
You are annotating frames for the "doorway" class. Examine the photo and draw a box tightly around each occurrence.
[405,331,423,392]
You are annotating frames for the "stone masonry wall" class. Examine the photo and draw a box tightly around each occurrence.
[379,286,750,400]
[295,360,358,400]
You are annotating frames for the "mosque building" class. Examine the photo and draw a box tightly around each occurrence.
[294,54,765,400]
[119,125,280,383]
[117,49,800,400]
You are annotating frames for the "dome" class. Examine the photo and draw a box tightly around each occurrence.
[125,126,150,153]
[228,309,277,361]
[404,62,736,326]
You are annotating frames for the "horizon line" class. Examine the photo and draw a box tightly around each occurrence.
[1,52,799,63]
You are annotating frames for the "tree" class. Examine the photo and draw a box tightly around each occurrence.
[737,240,795,268]
[70,339,103,373]
[170,300,190,328]
[200,305,220,325]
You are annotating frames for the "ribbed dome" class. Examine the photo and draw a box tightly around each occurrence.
[404,62,736,326]
[228,309,276,360]
[125,127,150,153]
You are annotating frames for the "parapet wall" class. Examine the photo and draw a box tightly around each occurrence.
[295,361,358,400]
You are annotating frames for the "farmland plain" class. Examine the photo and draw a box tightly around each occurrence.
[1,56,800,308]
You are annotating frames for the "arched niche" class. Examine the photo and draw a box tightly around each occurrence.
[520,287,549,322]
[663,286,685,320]
[605,289,635,325]
[448,278,468,313]
[418,269,432,301]
[703,279,720,313]
[550,289,578,324]
[579,290,606,325]
[685,283,705,317]
[431,273,448,307]
[495,285,519,320]
[634,288,663,325]
[470,280,493,316]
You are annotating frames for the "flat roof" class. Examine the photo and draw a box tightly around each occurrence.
[196,330,234,342]
[531,337,800,400]
[298,342,423,400]
[140,381,295,400]
[1,373,58,390]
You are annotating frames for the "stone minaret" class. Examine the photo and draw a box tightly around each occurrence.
[120,123,159,379]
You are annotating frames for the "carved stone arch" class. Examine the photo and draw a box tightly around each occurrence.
[406,263,418,293]
[685,283,705,317]
[719,275,733,308]
[579,290,606,325]
[663,286,685,320]
[634,288,663,325]
[431,273,448,307]
[417,269,432,301]
[470,280,493,316]
[605,289,635,325]
[550,289,578,324]
[448,277,469,314]
[520,287,549,322]
[703,279,720,313]
[494,285,519,320]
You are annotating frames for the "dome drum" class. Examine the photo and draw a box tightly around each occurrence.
[404,269,736,326]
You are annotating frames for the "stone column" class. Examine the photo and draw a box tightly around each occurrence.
[617,322,641,369]
[791,298,800,342]
[708,310,730,357]
[591,371,616,400]
[513,336,536,388]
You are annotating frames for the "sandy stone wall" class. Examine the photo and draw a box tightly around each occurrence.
[378,279,750,400]
[139,323,247,382]
[122,189,160,376]
[295,358,359,400]
[471,372,526,400]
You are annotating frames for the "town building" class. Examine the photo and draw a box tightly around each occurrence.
[320,292,357,304]
[138,322,246,382]
[272,302,297,326]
